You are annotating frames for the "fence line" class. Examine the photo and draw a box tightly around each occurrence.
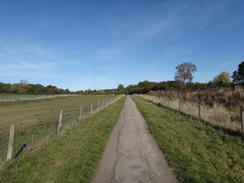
[0,95,123,165]
[90,102,94,116]
[0,94,80,103]
[241,107,244,135]
[138,94,243,134]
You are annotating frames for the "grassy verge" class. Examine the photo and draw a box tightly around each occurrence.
[0,96,126,183]
[132,96,244,183]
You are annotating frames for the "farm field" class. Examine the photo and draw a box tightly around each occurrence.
[0,96,126,183]
[132,96,244,183]
[0,95,114,133]
[0,95,119,164]
[0,94,78,102]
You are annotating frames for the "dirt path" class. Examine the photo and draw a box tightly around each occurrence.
[92,96,178,183]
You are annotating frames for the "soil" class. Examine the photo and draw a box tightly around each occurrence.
[92,96,178,183]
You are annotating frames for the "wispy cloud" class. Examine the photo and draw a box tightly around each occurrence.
[133,0,232,39]
[0,34,60,81]
[0,0,242,90]
[137,19,176,38]
[0,59,57,79]
[91,40,135,64]
[4,59,54,70]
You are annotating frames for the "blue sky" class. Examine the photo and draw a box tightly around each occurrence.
[0,0,243,91]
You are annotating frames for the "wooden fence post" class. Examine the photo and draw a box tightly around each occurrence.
[6,123,15,161]
[57,109,63,134]
[179,100,181,112]
[90,102,93,116]
[78,105,82,122]
[241,107,244,135]
[198,104,201,121]
[98,101,100,111]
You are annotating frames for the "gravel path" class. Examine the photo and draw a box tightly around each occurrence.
[92,96,178,183]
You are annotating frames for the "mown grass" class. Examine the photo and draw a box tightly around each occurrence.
[0,96,126,183]
[132,96,244,183]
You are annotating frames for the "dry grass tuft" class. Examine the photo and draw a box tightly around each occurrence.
[140,94,242,133]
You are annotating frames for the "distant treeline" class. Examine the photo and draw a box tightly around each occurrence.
[0,80,115,95]
[124,80,243,95]
[76,88,116,95]
[0,82,72,95]
[1,79,242,96]
[121,61,244,94]
[2,61,243,95]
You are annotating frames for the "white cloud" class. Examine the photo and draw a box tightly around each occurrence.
[0,59,57,79]
[0,0,241,91]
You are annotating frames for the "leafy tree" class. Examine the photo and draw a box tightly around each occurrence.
[126,85,135,94]
[174,62,197,84]
[232,61,244,85]
[84,89,92,95]
[117,84,128,94]
[0,82,12,93]
[138,80,155,89]
[213,72,231,86]
[207,81,218,88]
[35,84,46,94]
[97,89,105,95]
[138,80,155,93]
[46,85,60,94]
[11,84,19,93]
[117,84,125,90]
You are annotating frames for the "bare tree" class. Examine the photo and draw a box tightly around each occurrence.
[174,62,197,84]
[19,79,29,86]
[18,79,30,94]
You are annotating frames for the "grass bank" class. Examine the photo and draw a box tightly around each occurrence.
[132,96,244,183]
[0,96,126,183]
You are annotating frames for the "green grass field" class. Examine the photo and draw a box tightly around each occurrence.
[132,96,244,183]
[0,95,116,132]
[0,95,119,166]
[0,96,126,183]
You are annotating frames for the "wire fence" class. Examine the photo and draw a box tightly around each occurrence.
[138,94,244,135]
[0,94,79,102]
[0,95,123,165]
